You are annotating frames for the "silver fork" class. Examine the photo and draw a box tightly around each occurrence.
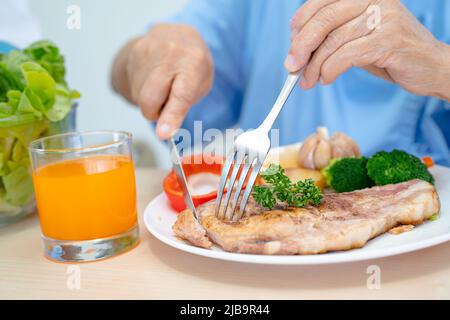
[215,71,301,221]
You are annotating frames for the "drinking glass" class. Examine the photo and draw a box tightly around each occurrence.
[29,131,139,262]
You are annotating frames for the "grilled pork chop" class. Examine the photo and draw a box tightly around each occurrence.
[173,179,440,255]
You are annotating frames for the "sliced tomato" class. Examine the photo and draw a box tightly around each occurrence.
[163,154,225,212]
[162,153,250,213]
[422,156,434,168]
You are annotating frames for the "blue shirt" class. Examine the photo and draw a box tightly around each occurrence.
[168,0,450,165]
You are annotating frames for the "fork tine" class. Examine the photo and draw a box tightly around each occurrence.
[232,159,265,222]
[227,157,255,221]
[215,151,235,216]
[219,151,246,219]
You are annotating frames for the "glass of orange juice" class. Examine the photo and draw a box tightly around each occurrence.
[29,131,139,262]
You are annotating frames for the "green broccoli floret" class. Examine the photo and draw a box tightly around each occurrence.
[366,149,434,186]
[322,157,374,193]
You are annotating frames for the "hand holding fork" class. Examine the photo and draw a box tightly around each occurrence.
[215,71,302,221]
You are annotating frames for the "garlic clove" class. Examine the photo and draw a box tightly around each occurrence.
[316,127,330,140]
[314,138,332,169]
[298,127,331,169]
[298,135,318,169]
[331,132,361,159]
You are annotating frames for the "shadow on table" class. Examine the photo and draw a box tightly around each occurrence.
[0,213,38,237]
[147,236,450,290]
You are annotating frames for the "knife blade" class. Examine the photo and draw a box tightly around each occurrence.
[169,136,198,220]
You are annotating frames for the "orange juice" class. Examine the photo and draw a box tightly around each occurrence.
[33,155,137,241]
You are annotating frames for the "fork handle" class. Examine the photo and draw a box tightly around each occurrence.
[258,71,301,133]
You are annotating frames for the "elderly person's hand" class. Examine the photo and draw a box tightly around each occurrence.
[285,0,450,101]
[112,24,213,139]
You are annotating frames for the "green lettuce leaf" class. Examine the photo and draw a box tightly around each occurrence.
[21,62,56,109]
[24,40,66,84]
[0,40,80,211]
[2,165,34,206]
[0,50,31,87]
[0,62,24,102]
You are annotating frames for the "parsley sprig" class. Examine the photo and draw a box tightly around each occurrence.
[252,164,323,210]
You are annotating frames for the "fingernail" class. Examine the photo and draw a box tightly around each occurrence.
[284,53,298,71]
[158,123,173,138]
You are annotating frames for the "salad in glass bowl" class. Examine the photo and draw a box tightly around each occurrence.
[0,40,80,225]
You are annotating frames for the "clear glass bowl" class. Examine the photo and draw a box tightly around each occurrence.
[0,105,77,227]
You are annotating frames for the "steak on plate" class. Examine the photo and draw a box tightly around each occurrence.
[172,179,440,255]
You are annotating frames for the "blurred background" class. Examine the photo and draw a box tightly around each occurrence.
[29,0,188,168]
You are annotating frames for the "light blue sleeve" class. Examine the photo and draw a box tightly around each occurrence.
[166,0,250,134]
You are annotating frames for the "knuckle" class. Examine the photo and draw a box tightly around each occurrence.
[323,31,341,52]
[131,38,148,57]
[316,5,337,27]
[174,72,197,94]
[292,6,306,27]
[172,88,195,109]
[301,0,317,17]
[160,41,180,57]
[145,40,179,63]
[189,46,208,62]
[290,36,305,56]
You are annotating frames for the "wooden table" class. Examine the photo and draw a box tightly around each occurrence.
[1,168,449,299]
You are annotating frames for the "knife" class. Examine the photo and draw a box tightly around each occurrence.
[169,136,199,220]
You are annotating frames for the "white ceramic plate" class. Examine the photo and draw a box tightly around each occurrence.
[144,165,450,265]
